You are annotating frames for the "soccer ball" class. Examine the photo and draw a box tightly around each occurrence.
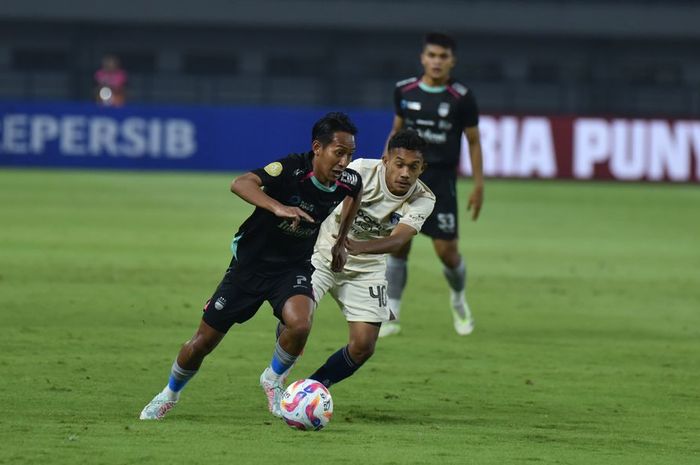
[280,379,333,431]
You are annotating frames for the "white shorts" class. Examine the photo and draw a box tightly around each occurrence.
[311,255,390,323]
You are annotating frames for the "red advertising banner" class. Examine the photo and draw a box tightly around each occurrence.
[460,115,700,183]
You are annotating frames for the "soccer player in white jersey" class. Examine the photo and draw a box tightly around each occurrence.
[264,129,435,393]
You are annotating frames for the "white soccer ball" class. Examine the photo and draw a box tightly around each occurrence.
[280,379,333,431]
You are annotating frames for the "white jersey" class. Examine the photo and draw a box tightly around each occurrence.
[314,158,436,274]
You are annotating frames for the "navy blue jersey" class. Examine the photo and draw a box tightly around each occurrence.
[394,77,479,168]
[231,152,362,271]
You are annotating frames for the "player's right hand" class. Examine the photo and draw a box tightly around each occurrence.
[273,205,315,229]
[330,240,348,272]
[467,184,484,221]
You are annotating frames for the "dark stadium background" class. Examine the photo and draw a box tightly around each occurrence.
[1,0,699,180]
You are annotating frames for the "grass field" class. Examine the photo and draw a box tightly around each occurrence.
[1,168,699,465]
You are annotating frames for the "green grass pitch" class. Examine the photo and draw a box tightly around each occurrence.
[1,168,698,465]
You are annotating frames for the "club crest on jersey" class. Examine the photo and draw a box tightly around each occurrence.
[401,100,422,111]
[264,162,283,177]
[390,212,403,225]
[438,102,450,117]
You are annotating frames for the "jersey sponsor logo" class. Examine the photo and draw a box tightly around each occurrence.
[401,100,422,111]
[214,296,227,310]
[407,213,427,223]
[416,119,435,127]
[340,170,359,186]
[264,161,283,177]
[351,209,394,238]
[287,195,316,212]
[301,201,315,212]
[277,219,318,238]
[293,168,306,177]
[416,128,447,144]
[438,102,450,117]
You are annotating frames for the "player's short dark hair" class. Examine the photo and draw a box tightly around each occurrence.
[312,112,358,146]
[424,32,457,52]
[387,129,426,156]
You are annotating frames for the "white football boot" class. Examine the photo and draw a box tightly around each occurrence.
[451,290,475,336]
[378,321,401,338]
[139,391,177,420]
[259,369,284,418]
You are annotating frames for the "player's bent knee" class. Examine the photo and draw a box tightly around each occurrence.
[285,320,313,338]
[187,330,222,358]
[436,247,461,268]
[442,255,461,269]
[348,342,375,364]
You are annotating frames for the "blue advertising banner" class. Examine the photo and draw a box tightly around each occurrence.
[0,102,392,171]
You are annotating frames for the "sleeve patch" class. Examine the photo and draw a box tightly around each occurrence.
[263,162,283,177]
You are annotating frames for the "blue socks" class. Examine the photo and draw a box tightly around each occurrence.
[166,361,198,400]
[270,341,297,376]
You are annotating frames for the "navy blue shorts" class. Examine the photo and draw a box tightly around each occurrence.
[419,167,458,240]
[202,259,315,333]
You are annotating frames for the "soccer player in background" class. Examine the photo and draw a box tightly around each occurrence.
[140,112,363,420]
[270,129,435,391]
[94,54,127,107]
[381,32,485,337]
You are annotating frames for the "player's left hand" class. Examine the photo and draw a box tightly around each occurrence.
[467,184,484,221]
[331,240,348,272]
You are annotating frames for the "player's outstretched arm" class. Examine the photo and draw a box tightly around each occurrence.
[231,173,313,228]
[464,125,484,221]
[331,189,363,272]
[345,223,417,255]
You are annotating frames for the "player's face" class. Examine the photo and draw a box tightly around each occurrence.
[312,131,355,184]
[382,148,425,196]
[420,44,455,83]
[103,56,119,71]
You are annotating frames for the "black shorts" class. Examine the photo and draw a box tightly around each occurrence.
[419,167,459,240]
[202,259,315,333]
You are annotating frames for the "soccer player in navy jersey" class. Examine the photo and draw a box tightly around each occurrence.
[382,32,485,337]
[270,130,435,393]
[140,112,363,420]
